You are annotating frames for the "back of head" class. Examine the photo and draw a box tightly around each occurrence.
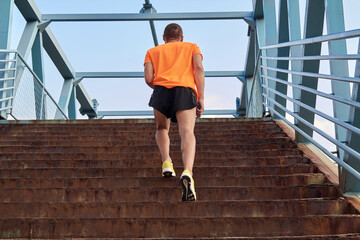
[163,23,183,41]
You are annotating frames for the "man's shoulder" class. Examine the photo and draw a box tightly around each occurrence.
[147,43,167,53]
[180,42,199,47]
[147,42,199,53]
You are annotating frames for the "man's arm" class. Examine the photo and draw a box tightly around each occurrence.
[144,62,155,89]
[193,54,205,118]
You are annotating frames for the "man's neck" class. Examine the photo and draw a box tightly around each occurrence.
[165,38,182,43]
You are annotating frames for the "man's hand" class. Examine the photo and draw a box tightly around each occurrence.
[196,97,204,118]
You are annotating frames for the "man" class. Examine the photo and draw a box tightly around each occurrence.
[144,23,205,201]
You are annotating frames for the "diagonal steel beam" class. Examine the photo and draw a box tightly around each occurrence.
[14,21,39,94]
[14,0,41,21]
[42,28,75,79]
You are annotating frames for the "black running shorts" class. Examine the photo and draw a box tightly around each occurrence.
[149,85,197,122]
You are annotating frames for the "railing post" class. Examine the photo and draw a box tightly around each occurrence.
[68,87,76,119]
[273,0,290,119]
[0,0,14,119]
[56,78,73,119]
[295,0,325,143]
[244,13,262,117]
[256,0,277,115]
[287,0,302,130]
[325,0,353,191]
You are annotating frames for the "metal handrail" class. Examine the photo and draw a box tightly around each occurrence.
[262,65,360,84]
[262,74,360,109]
[0,59,16,63]
[262,84,360,137]
[0,106,12,112]
[0,68,16,72]
[0,86,14,91]
[252,28,360,183]
[263,94,360,164]
[0,49,17,53]
[0,77,15,82]
[16,53,69,120]
[0,96,14,103]
[261,28,360,50]
[261,54,360,61]
[264,100,360,181]
[1,49,69,120]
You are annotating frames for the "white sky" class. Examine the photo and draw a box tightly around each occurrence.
[10,0,252,116]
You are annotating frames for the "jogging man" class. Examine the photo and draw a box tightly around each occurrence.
[144,23,205,201]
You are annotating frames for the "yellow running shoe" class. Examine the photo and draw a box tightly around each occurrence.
[162,161,176,177]
[180,170,197,201]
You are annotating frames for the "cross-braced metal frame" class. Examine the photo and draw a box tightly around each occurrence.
[0,0,252,120]
[1,0,360,193]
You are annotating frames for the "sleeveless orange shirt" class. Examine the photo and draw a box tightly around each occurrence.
[144,42,202,97]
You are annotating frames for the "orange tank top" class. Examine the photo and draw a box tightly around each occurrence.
[144,42,202,97]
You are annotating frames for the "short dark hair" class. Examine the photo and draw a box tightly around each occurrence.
[163,23,183,41]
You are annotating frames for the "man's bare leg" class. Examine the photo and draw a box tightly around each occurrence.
[176,107,196,176]
[153,109,172,163]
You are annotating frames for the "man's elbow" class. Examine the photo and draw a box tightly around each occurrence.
[145,75,154,86]
[145,77,153,85]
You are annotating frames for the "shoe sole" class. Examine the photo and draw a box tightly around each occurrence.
[162,168,175,177]
[180,176,196,201]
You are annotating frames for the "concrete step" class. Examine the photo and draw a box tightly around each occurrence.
[1,216,360,238]
[29,235,360,240]
[0,120,276,130]
[0,119,358,238]
[0,137,293,147]
[0,199,356,218]
[0,165,318,178]
[0,130,288,140]
[0,122,279,130]
[0,156,311,168]
[0,185,340,202]
[0,174,327,188]
[0,149,304,160]
[0,133,290,142]
[0,142,299,153]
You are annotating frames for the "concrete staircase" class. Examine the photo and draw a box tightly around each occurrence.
[0,119,359,239]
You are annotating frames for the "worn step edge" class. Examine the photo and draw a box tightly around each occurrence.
[0,199,356,218]
[0,157,312,168]
[0,185,340,202]
[1,216,360,238]
[0,166,318,178]
[0,174,328,188]
[52,233,360,240]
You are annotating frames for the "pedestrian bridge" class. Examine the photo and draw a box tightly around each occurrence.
[1,0,360,238]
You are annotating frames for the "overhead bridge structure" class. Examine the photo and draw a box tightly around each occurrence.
[1,0,360,238]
